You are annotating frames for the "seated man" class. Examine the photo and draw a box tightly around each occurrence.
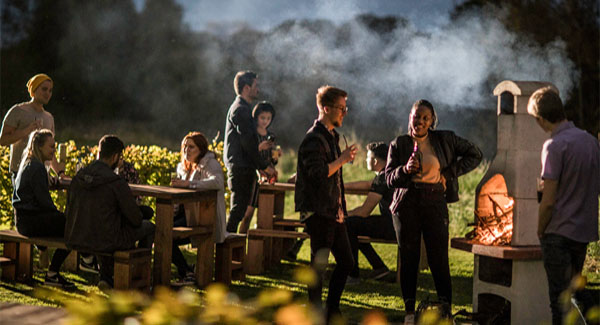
[345,142,396,283]
[65,135,155,289]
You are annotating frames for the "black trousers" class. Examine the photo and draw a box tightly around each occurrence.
[392,188,452,312]
[305,215,354,313]
[541,234,590,325]
[345,214,396,277]
[15,209,70,273]
[226,167,257,233]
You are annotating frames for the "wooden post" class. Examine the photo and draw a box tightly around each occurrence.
[245,237,264,275]
[2,242,18,281]
[194,199,216,286]
[154,199,174,287]
[17,243,32,281]
[257,192,274,267]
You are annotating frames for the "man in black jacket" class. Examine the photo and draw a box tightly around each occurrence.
[295,85,357,322]
[65,135,155,288]
[224,71,276,232]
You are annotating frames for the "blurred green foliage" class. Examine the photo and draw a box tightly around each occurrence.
[0,139,228,227]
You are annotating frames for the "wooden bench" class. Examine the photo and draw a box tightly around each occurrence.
[216,234,246,285]
[0,230,152,292]
[250,220,429,282]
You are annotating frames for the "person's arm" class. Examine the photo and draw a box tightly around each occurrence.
[538,178,558,238]
[232,106,269,170]
[188,159,225,190]
[115,180,142,227]
[347,192,382,217]
[442,132,483,181]
[30,163,59,212]
[385,138,412,188]
[327,144,357,177]
[344,180,373,191]
[0,122,40,146]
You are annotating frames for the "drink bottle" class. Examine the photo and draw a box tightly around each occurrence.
[412,141,422,174]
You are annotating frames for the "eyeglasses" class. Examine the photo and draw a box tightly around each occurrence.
[331,105,349,113]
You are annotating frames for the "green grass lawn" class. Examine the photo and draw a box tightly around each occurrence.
[1,147,598,324]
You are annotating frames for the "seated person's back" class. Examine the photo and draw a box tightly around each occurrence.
[65,135,154,288]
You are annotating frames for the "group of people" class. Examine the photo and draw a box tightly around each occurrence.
[1,72,598,325]
[294,85,483,323]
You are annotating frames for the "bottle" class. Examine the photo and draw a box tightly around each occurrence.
[412,141,423,174]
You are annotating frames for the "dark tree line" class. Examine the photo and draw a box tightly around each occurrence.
[1,0,597,154]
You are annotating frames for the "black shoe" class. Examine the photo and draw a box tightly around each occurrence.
[282,250,298,262]
[80,257,99,274]
[45,273,75,289]
[176,272,196,286]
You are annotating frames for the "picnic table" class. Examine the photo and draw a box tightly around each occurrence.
[57,178,218,287]
[246,182,371,274]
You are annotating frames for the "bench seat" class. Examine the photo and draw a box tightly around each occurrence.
[0,229,151,292]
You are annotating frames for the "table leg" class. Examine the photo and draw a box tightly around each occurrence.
[154,199,174,287]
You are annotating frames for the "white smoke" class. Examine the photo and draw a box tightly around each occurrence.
[255,13,576,116]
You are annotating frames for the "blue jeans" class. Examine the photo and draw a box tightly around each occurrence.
[540,234,588,325]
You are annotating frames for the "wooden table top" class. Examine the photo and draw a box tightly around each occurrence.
[259,182,370,195]
[56,177,217,200]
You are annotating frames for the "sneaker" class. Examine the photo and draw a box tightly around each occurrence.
[368,267,390,280]
[45,272,75,289]
[404,314,415,325]
[80,257,99,274]
[346,276,361,285]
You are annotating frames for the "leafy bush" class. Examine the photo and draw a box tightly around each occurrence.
[0,139,228,228]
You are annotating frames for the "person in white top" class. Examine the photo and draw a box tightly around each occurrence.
[170,131,229,283]
[1,74,63,183]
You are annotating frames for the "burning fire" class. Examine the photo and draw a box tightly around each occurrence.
[468,174,515,245]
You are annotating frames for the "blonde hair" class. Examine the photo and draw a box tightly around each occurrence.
[19,129,54,172]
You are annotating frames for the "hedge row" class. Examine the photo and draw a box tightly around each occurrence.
[0,140,228,228]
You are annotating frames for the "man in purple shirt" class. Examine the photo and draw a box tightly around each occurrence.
[528,87,600,325]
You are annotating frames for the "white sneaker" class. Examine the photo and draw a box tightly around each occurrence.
[404,314,415,325]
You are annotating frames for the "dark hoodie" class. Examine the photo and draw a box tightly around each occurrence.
[65,160,142,252]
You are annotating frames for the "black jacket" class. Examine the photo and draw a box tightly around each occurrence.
[223,96,269,170]
[65,160,142,252]
[385,130,482,214]
[295,120,347,219]
[12,158,58,214]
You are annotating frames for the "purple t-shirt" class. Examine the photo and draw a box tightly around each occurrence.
[541,121,600,243]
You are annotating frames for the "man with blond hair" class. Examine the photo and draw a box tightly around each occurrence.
[295,85,357,323]
[528,87,599,325]
[1,74,62,184]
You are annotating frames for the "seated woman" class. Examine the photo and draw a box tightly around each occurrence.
[170,131,229,283]
[12,129,74,288]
